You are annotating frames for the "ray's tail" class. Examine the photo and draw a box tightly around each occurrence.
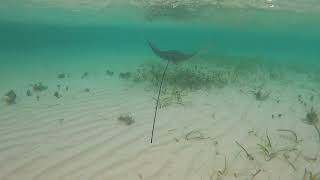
[150,60,169,143]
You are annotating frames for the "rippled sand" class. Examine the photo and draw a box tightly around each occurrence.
[1,55,319,180]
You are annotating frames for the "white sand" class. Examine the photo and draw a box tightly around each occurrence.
[0,54,320,180]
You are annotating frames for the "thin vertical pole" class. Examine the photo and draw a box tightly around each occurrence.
[150,60,169,143]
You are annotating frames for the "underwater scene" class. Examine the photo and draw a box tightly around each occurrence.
[1,0,320,179]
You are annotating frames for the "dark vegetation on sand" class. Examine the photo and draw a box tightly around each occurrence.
[4,90,17,105]
[117,115,135,125]
[303,108,320,143]
[31,82,48,92]
[130,63,228,91]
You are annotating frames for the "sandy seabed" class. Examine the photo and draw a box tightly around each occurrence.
[0,54,320,180]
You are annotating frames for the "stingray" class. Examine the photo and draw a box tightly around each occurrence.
[148,41,196,64]
[148,41,197,143]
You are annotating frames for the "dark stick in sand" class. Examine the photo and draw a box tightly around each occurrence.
[150,60,169,143]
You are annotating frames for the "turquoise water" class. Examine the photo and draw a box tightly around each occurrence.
[1,7,319,90]
[1,6,320,63]
[1,3,320,180]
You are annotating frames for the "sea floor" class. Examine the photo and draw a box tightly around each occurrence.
[0,51,320,180]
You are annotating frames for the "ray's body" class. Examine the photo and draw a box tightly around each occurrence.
[148,41,196,64]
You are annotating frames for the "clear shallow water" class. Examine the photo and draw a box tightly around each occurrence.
[1,5,320,65]
[0,3,320,180]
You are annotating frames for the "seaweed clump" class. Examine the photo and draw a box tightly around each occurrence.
[26,89,32,96]
[106,70,114,76]
[3,90,16,105]
[117,115,135,125]
[303,108,320,143]
[156,89,185,108]
[131,63,228,92]
[254,89,270,101]
[256,130,297,164]
[119,72,132,80]
[53,91,62,99]
[81,72,89,79]
[31,82,48,92]
[57,73,68,79]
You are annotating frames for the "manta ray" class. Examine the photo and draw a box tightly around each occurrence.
[148,41,196,64]
[148,41,197,143]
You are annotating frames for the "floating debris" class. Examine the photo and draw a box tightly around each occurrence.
[84,88,90,92]
[3,90,16,105]
[106,70,114,76]
[119,72,132,80]
[117,115,135,125]
[36,96,40,101]
[31,82,48,92]
[26,89,32,96]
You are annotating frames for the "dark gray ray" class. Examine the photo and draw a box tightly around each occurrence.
[148,41,196,64]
